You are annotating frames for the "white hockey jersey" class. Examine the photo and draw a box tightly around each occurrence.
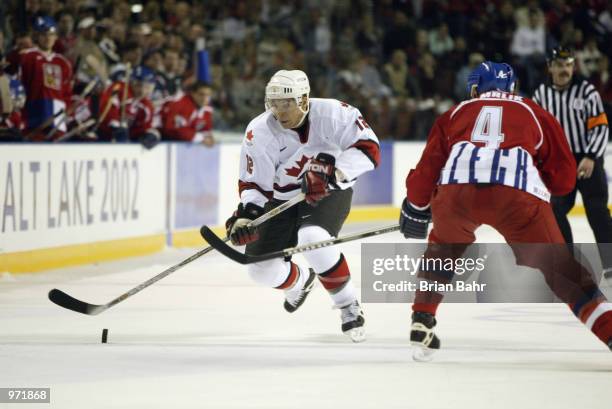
[238,98,380,206]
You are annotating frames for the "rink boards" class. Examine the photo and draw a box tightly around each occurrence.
[1,140,611,272]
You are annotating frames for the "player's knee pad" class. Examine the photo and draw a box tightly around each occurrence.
[297,225,340,272]
[248,258,290,288]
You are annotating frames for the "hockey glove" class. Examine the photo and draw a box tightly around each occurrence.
[225,202,265,245]
[399,198,431,239]
[140,131,160,150]
[111,126,129,143]
[301,153,336,205]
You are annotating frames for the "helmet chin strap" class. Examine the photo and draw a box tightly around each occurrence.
[293,111,307,128]
[293,97,309,127]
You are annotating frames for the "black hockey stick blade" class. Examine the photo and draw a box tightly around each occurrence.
[200,226,250,264]
[48,289,105,315]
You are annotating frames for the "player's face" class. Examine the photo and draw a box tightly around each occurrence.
[191,87,212,107]
[268,98,304,129]
[37,31,58,51]
[133,81,154,99]
[549,59,574,88]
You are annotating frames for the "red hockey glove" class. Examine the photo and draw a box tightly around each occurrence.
[225,202,265,245]
[301,153,336,205]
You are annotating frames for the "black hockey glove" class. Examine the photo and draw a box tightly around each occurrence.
[225,202,265,245]
[301,152,336,206]
[111,126,129,143]
[399,198,431,239]
[140,131,160,150]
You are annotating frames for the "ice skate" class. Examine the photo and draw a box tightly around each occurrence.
[337,300,366,342]
[284,268,316,313]
[411,311,440,362]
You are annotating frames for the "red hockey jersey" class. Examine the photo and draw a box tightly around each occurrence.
[98,81,156,140]
[18,48,73,133]
[407,91,576,207]
[160,94,212,142]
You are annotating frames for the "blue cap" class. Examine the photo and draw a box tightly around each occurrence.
[131,66,156,84]
[466,61,516,95]
[33,16,57,33]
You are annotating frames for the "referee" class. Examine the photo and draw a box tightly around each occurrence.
[533,46,612,277]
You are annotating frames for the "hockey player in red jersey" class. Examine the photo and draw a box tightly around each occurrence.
[400,61,612,360]
[16,16,73,141]
[161,81,214,146]
[98,66,160,149]
[225,70,380,342]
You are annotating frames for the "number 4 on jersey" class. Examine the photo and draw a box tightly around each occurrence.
[471,106,505,148]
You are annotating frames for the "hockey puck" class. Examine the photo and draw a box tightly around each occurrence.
[101,328,108,343]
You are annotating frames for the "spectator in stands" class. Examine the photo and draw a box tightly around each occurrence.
[160,48,184,97]
[161,81,214,146]
[511,8,546,92]
[454,52,485,101]
[593,55,612,117]
[74,16,108,86]
[109,42,142,82]
[382,11,413,59]
[576,36,603,79]
[428,23,454,57]
[383,49,409,97]
[142,49,166,101]
[356,53,390,99]
[0,65,25,141]
[53,11,77,63]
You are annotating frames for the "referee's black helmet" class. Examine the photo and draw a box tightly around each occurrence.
[547,46,575,63]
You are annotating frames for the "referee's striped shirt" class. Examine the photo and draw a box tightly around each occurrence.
[533,78,609,158]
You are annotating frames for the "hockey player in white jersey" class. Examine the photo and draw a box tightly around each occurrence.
[225,70,380,342]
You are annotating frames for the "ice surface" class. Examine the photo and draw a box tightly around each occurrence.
[1,216,611,408]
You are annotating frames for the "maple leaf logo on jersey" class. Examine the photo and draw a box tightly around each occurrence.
[285,155,312,178]
[245,130,254,146]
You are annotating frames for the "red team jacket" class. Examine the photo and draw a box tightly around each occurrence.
[161,94,212,142]
[17,48,73,137]
[98,81,156,140]
[407,91,577,208]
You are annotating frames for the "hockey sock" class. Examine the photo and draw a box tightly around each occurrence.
[573,300,612,344]
[317,254,356,306]
[275,262,302,290]
[411,242,465,316]
[412,296,443,316]
[591,309,612,345]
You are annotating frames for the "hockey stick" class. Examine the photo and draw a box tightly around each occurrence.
[118,63,131,133]
[52,118,96,143]
[200,223,401,265]
[91,64,131,135]
[23,109,65,140]
[48,193,306,315]
[45,78,99,140]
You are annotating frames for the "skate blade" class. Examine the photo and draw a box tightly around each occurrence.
[411,345,436,362]
[344,327,366,343]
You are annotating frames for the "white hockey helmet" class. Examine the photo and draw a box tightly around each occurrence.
[265,70,310,115]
